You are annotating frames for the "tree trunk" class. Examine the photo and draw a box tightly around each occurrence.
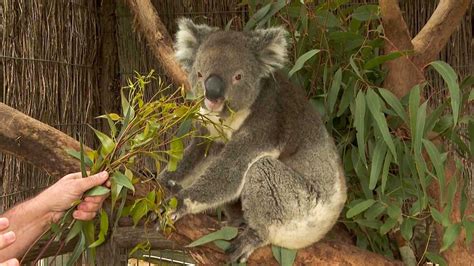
[379,0,473,263]
[124,0,189,90]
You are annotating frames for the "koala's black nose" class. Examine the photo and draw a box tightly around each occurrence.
[204,74,225,101]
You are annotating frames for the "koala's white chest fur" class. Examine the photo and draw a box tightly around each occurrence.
[199,107,250,141]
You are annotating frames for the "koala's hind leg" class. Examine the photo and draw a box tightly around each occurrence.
[227,227,267,263]
[236,156,316,259]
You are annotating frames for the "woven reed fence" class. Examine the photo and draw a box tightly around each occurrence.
[0,0,472,234]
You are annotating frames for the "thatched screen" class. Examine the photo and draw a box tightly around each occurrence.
[1,0,472,220]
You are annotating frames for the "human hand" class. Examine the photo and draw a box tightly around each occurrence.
[0,218,19,266]
[37,171,110,221]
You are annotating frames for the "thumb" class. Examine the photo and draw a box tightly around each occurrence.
[78,171,109,192]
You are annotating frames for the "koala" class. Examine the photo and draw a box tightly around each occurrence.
[158,18,347,263]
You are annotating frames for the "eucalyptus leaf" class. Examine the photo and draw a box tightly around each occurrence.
[440,223,461,252]
[346,199,376,218]
[187,226,238,247]
[430,61,461,126]
[112,171,135,192]
[288,49,321,77]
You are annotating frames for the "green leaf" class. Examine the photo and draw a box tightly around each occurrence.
[380,217,397,235]
[430,61,461,126]
[314,10,340,28]
[366,90,397,160]
[463,219,474,245]
[423,139,446,202]
[468,120,474,158]
[245,3,272,30]
[387,204,401,219]
[121,89,135,120]
[91,127,116,157]
[369,140,387,190]
[426,252,447,266]
[409,84,421,136]
[112,171,135,193]
[288,49,321,77]
[214,239,231,251]
[381,152,392,194]
[271,245,297,266]
[414,102,427,155]
[65,220,83,244]
[66,232,86,266]
[327,68,342,114]
[346,199,376,218]
[378,88,408,123]
[97,113,121,131]
[364,202,386,220]
[131,200,148,226]
[431,207,450,227]
[79,138,87,178]
[440,223,461,252]
[168,197,178,209]
[85,186,110,197]
[167,137,184,171]
[354,90,367,166]
[187,226,238,247]
[65,149,93,167]
[349,55,364,80]
[352,5,380,21]
[400,218,416,241]
[89,209,108,248]
[364,51,405,70]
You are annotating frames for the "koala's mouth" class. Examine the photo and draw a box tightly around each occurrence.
[204,98,225,113]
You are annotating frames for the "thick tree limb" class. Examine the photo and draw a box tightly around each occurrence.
[412,0,472,66]
[379,0,424,98]
[125,0,189,89]
[0,103,400,264]
[0,103,83,178]
[379,0,471,97]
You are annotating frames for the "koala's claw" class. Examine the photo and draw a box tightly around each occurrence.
[227,242,252,264]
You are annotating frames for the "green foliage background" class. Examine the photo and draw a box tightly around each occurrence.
[241,0,474,265]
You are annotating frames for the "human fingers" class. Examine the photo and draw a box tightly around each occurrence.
[0,258,20,266]
[77,201,101,212]
[0,231,15,250]
[0,218,9,231]
[73,210,97,221]
[62,172,82,180]
[77,171,109,192]
[84,195,107,204]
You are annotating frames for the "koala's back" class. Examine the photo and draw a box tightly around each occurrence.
[240,73,347,248]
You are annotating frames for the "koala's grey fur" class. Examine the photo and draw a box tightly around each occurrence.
[158,18,347,263]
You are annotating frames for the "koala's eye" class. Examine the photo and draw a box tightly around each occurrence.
[197,72,202,78]
[234,74,242,81]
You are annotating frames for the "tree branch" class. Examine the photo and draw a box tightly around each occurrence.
[379,0,425,98]
[125,0,189,89]
[412,0,472,66]
[0,103,83,179]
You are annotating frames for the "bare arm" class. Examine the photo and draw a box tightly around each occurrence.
[0,171,109,261]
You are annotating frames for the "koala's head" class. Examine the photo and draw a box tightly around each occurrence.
[174,18,288,113]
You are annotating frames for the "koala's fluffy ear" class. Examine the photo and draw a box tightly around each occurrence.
[250,27,288,75]
[174,18,218,73]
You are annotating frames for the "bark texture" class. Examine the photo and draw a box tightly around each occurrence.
[379,0,471,97]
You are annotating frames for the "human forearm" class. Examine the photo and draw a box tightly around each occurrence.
[0,195,54,260]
